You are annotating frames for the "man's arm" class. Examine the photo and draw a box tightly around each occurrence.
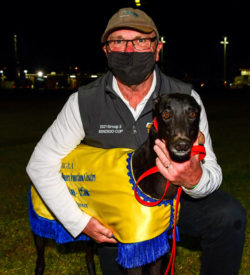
[26,92,116,242]
[154,90,222,198]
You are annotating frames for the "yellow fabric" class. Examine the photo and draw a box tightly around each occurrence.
[31,144,178,243]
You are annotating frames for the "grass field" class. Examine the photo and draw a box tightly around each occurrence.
[0,88,249,274]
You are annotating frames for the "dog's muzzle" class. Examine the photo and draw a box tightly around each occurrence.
[168,139,192,162]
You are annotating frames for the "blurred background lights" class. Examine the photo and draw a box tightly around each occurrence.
[37,71,44,77]
[135,0,141,7]
[241,70,250,76]
[220,36,229,85]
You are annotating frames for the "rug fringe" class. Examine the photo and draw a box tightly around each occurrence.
[29,189,90,243]
[117,227,180,268]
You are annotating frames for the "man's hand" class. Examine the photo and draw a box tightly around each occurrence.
[83,217,117,244]
[154,138,202,189]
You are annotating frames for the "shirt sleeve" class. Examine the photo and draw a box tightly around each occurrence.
[181,90,223,198]
[26,92,91,238]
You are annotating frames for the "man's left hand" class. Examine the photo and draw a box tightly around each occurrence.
[154,138,202,189]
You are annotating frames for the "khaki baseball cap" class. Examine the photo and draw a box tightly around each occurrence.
[101,7,159,43]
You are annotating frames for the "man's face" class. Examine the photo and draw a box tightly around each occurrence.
[103,29,163,61]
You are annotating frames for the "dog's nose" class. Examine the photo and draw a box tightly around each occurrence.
[175,142,190,152]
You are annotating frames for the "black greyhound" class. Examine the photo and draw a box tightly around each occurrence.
[31,93,202,275]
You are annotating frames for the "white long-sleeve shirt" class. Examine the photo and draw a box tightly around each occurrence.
[26,75,222,238]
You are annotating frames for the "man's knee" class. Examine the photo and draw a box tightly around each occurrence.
[228,198,246,231]
[203,190,246,245]
[215,191,246,230]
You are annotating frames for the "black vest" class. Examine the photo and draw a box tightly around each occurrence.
[78,66,192,150]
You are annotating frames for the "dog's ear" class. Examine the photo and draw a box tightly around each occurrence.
[153,94,170,113]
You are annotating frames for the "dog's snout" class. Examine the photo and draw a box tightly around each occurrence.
[175,141,190,152]
[168,138,192,162]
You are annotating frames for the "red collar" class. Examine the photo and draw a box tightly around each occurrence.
[153,117,158,131]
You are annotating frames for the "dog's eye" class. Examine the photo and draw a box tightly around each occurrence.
[162,111,171,119]
[189,111,196,119]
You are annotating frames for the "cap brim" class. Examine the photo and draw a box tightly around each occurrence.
[101,24,155,43]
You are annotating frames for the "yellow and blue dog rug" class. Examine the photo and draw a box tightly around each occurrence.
[29,144,179,268]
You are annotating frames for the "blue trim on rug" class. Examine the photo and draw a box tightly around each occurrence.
[117,229,170,268]
[126,152,176,207]
[28,189,90,244]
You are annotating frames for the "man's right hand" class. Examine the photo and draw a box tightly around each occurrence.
[83,217,117,244]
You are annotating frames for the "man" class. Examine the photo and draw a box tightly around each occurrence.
[27,7,246,275]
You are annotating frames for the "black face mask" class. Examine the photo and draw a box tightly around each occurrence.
[107,52,155,86]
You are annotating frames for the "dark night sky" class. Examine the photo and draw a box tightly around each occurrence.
[1,0,249,82]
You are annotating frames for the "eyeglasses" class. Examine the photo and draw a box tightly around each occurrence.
[106,37,157,52]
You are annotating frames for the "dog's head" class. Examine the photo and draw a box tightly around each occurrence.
[153,93,201,162]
